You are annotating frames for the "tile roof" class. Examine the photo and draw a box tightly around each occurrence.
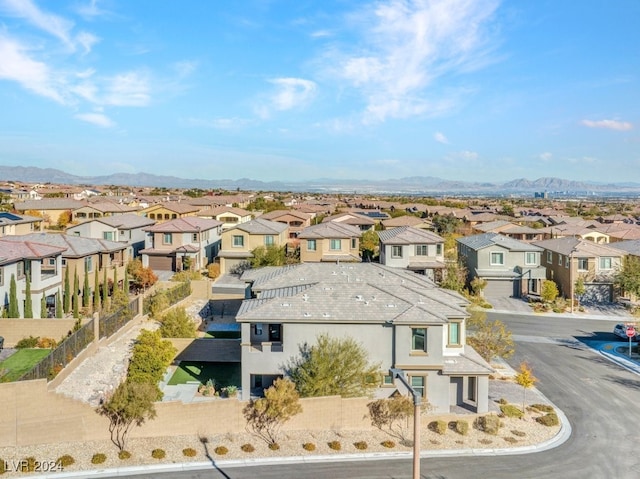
[14,199,85,210]
[76,213,155,229]
[144,217,222,233]
[226,218,288,235]
[0,212,41,225]
[457,233,542,252]
[323,212,376,226]
[197,206,252,217]
[259,210,312,221]
[2,233,127,257]
[442,347,494,375]
[609,239,640,256]
[0,238,66,265]
[298,222,361,239]
[143,202,201,214]
[378,226,443,244]
[381,216,429,228]
[533,237,627,257]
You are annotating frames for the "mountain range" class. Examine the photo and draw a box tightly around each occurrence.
[1,165,639,195]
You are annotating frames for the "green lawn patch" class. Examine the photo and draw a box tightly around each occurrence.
[204,331,240,339]
[168,361,240,387]
[0,349,52,382]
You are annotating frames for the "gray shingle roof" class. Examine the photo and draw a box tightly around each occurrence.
[2,233,126,257]
[610,239,640,256]
[533,237,627,257]
[378,226,443,244]
[227,218,288,235]
[298,222,361,239]
[77,213,155,230]
[14,199,84,211]
[144,217,222,233]
[457,233,542,252]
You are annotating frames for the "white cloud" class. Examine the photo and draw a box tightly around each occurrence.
[74,112,115,128]
[1,0,75,48]
[581,119,632,131]
[185,117,251,129]
[172,60,198,78]
[75,0,109,20]
[459,150,478,160]
[104,71,151,106]
[326,0,500,123]
[311,30,332,38]
[269,77,317,111]
[434,131,449,144]
[75,31,99,55]
[0,36,66,103]
[539,152,552,162]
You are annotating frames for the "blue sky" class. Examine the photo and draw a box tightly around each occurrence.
[0,0,638,184]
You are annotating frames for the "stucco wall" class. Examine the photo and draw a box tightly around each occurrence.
[0,319,85,347]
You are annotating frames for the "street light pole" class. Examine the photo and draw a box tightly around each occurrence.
[390,369,421,479]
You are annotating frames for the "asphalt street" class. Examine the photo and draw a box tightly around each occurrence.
[122,312,640,479]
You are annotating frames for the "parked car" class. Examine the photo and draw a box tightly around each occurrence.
[613,324,639,340]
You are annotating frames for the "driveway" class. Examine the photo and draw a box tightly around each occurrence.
[485,296,533,313]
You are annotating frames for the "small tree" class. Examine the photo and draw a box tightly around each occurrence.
[9,274,19,318]
[127,259,158,292]
[367,395,415,442]
[360,230,379,262]
[127,330,176,399]
[470,277,488,297]
[102,267,108,308]
[250,245,286,268]
[158,307,196,338]
[243,378,302,446]
[72,268,80,319]
[574,276,586,309]
[440,261,467,293]
[24,273,33,318]
[466,309,515,363]
[98,380,158,452]
[40,293,46,318]
[614,255,640,299]
[83,265,91,309]
[55,290,63,318]
[93,268,101,312]
[63,267,70,314]
[514,362,537,412]
[541,280,559,304]
[286,334,380,398]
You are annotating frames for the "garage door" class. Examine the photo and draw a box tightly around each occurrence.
[484,279,519,298]
[582,283,613,303]
[149,255,174,271]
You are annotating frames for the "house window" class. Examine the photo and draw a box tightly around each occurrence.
[149,213,156,219]
[330,239,341,250]
[382,374,394,387]
[578,258,588,271]
[490,252,504,265]
[264,235,275,246]
[416,245,428,256]
[62,258,67,267]
[525,252,537,265]
[436,244,442,256]
[268,324,282,342]
[448,322,461,346]
[558,254,563,266]
[468,376,477,402]
[410,375,426,398]
[392,245,403,258]
[163,233,172,245]
[307,239,316,251]
[351,238,357,249]
[565,256,570,268]
[233,235,244,247]
[0,267,3,286]
[84,256,93,272]
[547,251,552,263]
[103,231,114,241]
[411,328,427,352]
[599,257,613,270]
[528,279,538,293]
[192,233,198,242]
[17,261,25,279]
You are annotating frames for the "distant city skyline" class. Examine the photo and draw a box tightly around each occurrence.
[0,0,637,183]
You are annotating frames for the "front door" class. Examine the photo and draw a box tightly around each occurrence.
[450,377,464,406]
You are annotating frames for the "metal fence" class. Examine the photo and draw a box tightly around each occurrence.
[19,319,95,381]
[143,281,191,315]
[99,298,139,339]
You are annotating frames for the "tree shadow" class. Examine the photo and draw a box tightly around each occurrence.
[603,375,640,392]
[199,435,231,479]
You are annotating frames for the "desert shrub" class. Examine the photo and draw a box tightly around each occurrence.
[214,446,228,455]
[0,458,5,474]
[454,420,469,436]
[171,270,202,282]
[530,403,555,413]
[429,420,447,435]
[302,443,316,451]
[535,413,559,427]
[241,444,255,453]
[208,264,221,279]
[498,397,507,405]
[268,443,280,451]
[511,430,526,437]
[500,404,524,419]
[328,440,341,451]
[151,449,166,459]
[20,457,36,472]
[353,441,368,450]
[15,336,39,349]
[182,448,197,457]
[37,337,57,349]
[91,453,107,465]
[381,440,396,448]
[478,438,493,445]
[475,415,501,435]
[57,454,75,467]
[504,437,518,444]
[118,451,131,460]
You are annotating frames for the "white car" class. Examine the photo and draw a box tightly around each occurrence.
[613,323,639,340]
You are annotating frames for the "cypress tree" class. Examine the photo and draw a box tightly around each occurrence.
[124,267,130,295]
[73,267,80,319]
[102,266,108,306]
[83,263,90,308]
[94,267,100,311]
[8,273,19,318]
[114,267,119,291]
[63,267,70,314]
[24,272,33,318]
[56,290,63,318]
[41,293,46,318]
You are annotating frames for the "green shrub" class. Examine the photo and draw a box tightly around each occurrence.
[118,451,131,460]
[500,404,524,419]
[503,437,518,444]
[0,458,5,474]
[302,443,316,451]
[429,420,447,435]
[151,449,166,459]
[171,271,201,282]
[16,336,39,349]
[530,403,555,413]
[381,440,396,448]
[475,415,501,435]
[268,443,280,451]
[182,448,197,457]
[36,337,57,349]
[454,420,469,436]
[57,454,75,467]
[214,446,228,455]
[91,453,106,465]
[353,441,368,450]
[328,440,341,451]
[535,413,559,427]
[20,457,36,472]
[241,444,255,453]
[511,430,526,437]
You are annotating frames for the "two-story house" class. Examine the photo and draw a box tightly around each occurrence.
[139,202,201,223]
[297,222,361,263]
[259,210,312,238]
[473,220,545,242]
[13,199,84,226]
[141,217,223,272]
[72,201,139,222]
[457,233,545,298]
[236,263,492,413]
[217,218,289,274]
[66,213,156,258]
[0,238,65,318]
[322,212,376,232]
[196,206,253,230]
[378,226,445,281]
[0,212,42,237]
[533,237,626,303]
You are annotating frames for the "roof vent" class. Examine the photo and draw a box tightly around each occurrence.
[302,294,309,302]
[386,304,396,308]
[355,295,364,301]
[303,312,311,317]
[322,312,331,318]
[281,303,291,307]
[323,287,333,291]
[331,271,337,275]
